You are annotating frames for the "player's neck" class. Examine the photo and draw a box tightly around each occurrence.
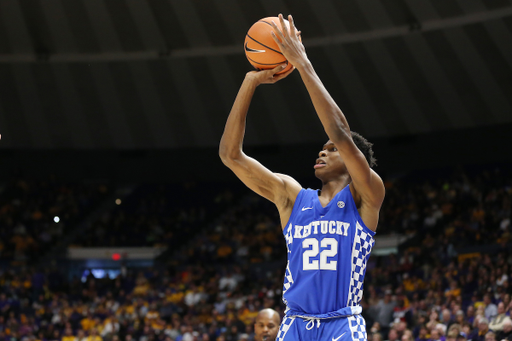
[318,176,350,200]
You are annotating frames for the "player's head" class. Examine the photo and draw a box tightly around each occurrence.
[315,131,376,180]
[254,308,281,341]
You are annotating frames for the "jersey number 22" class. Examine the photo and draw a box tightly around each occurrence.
[302,238,338,270]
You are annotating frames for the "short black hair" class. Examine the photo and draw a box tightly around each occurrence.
[351,131,377,168]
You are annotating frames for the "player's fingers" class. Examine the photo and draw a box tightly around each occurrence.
[288,15,297,37]
[271,64,287,75]
[270,21,285,44]
[279,14,289,38]
[275,66,294,80]
[270,30,283,47]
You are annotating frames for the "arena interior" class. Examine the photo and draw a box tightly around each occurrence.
[0,1,511,341]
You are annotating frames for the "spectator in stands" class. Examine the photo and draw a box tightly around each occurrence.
[62,327,77,341]
[447,329,459,341]
[372,333,384,341]
[430,329,442,341]
[414,326,429,341]
[485,294,499,322]
[485,331,497,341]
[470,318,491,341]
[219,272,238,292]
[370,322,382,339]
[445,281,462,301]
[454,311,465,328]
[442,309,454,329]
[461,323,472,339]
[448,324,462,337]
[402,331,414,341]
[467,306,477,326]
[387,328,400,341]
[375,290,397,335]
[426,310,442,334]
[496,318,512,341]
[489,303,510,332]
[76,329,87,341]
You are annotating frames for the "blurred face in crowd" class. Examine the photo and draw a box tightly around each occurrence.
[456,311,464,323]
[478,321,489,333]
[497,302,505,314]
[401,334,413,341]
[504,294,511,306]
[484,332,495,341]
[384,293,391,303]
[431,330,441,340]
[254,309,280,341]
[388,329,398,341]
[396,322,406,332]
[442,309,451,322]
[419,327,427,338]
[371,333,383,341]
[503,320,512,333]
[449,325,461,336]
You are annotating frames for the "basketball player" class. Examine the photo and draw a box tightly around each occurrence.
[219,13,385,341]
[254,308,281,341]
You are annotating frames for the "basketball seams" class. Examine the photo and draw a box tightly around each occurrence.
[257,20,274,27]
[246,34,283,55]
[245,55,284,66]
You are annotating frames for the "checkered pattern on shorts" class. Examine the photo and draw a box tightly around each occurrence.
[348,315,367,341]
[276,316,295,341]
[347,222,375,306]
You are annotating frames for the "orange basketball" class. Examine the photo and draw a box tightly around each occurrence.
[244,16,298,74]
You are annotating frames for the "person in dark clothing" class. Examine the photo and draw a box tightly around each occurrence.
[496,318,512,341]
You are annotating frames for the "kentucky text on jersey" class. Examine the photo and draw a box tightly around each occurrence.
[290,220,350,239]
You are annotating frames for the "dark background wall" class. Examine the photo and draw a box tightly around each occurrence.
[1,122,510,184]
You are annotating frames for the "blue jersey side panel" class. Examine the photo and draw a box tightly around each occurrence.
[282,185,376,316]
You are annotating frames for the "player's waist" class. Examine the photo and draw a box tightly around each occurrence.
[285,305,362,319]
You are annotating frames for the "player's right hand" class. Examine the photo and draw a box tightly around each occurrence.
[246,64,295,85]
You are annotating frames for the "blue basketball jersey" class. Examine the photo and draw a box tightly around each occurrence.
[282,185,376,318]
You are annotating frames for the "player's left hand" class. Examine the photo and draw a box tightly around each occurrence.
[245,64,295,85]
[270,14,307,69]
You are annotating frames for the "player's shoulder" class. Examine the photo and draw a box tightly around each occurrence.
[273,173,303,207]
[275,173,303,192]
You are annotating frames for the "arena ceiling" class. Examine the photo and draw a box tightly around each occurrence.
[0,0,511,149]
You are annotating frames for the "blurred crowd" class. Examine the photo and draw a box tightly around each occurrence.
[0,176,110,264]
[0,164,511,341]
[73,183,217,249]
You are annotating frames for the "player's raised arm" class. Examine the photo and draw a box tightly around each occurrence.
[271,14,385,229]
[219,66,301,223]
